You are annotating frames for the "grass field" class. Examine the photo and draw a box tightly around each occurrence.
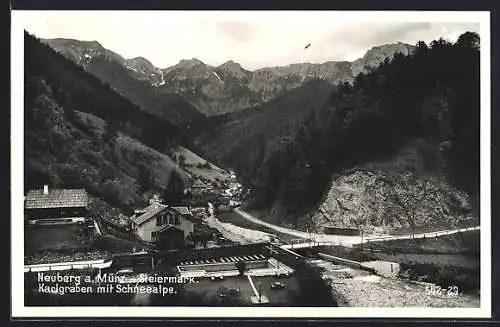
[360,230,480,254]
[173,146,230,182]
[387,219,479,236]
[25,224,91,255]
[315,244,479,269]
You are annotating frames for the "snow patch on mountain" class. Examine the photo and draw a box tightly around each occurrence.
[213,71,223,82]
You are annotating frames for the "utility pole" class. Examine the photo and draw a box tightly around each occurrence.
[360,228,364,252]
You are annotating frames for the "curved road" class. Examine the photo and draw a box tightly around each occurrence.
[233,208,479,246]
[234,208,364,246]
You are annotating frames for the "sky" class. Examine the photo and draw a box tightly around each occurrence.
[18,11,482,71]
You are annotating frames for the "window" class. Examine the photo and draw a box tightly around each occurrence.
[156,216,161,226]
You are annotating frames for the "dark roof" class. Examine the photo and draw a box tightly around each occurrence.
[171,206,191,215]
[322,223,358,230]
[153,224,183,233]
[25,189,88,209]
[192,180,208,188]
[132,203,169,225]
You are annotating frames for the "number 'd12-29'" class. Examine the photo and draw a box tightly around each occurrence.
[426,284,459,296]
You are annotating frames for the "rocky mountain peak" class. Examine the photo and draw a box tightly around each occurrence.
[41,38,125,67]
[217,60,249,79]
[126,56,155,67]
[219,60,242,69]
[364,42,414,57]
[42,36,421,117]
[175,58,205,69]
[351,42,415,76]
[124,56,162,82]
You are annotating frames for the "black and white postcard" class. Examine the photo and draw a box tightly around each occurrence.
[11,10,491,318]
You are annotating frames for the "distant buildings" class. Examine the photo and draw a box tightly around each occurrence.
[225,182,243,198]
[321,222,361,236]
[229,169,237,180]
[229,199,242,208]
[188,179,211,196]
[25,185,88,225]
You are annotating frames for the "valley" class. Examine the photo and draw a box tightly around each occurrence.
[23,28,482,308]
[43,38,414,117]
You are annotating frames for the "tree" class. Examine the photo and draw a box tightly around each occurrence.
[235,261,247,277]
[177,154,186,168]
[163,170,185,205]
[416,40,429,52]
[102,122,118,146]
[455,31,480,50]
[293,261,336,306]
[138,163,155,193]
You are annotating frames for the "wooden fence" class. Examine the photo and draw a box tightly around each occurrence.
[365,226,480,243]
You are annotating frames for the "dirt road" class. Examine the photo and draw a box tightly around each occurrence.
[233,208,480,246]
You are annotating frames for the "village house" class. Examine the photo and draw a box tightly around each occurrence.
[130,196,196,250]
[25,185,88,225]
[229,169,237,180]
[187,179,214,197]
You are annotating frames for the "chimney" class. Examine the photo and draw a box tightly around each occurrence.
[43,185,49,195]
[149,193,163,205]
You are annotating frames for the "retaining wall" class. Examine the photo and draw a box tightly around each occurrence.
[318,252,376,274]
[24,259,112,272]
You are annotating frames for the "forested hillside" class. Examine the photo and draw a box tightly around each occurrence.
[200,32,481,231]
[192,79,334,181]
[24,32,191,213]
[43,38,205,125]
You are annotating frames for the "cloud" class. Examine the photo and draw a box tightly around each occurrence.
[214,22,259,43]
[18,11,483,70]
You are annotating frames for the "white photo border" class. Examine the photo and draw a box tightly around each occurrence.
[11,10,492,319]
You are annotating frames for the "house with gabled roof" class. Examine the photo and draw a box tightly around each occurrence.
[130,196,196,249]
[25,185,88,225]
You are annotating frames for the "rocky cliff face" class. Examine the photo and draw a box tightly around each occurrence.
[351,42,415,76]
[305,140,473,234]
[43,38,126,68]
[43,38,415,117]
[124,56,163,84]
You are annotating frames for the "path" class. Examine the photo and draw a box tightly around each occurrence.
[204,215,271,244]
[233,208,480,246]
[234,208,363,246]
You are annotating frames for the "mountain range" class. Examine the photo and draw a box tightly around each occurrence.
[29,31,480,234]
[24,32,192,216]
[43,38,414,117]
[41,38,204,125]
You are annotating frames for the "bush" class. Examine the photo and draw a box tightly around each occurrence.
[398,262,479,294]
[293,261,337,306]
